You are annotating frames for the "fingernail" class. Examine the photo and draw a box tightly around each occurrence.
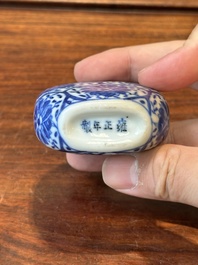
[185,24,198,46]
[138,65,155,88]
[190,81,198,90]
[102,155,139,190]
[138,65,150,79]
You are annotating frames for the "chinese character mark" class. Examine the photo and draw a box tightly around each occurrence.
[81,119,92,133]
[93,121,101,131]
[117,118,127,132]
[104,121,113,130]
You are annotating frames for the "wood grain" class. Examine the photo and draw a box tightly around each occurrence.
[0,6,198,265]
[2,0,198,8]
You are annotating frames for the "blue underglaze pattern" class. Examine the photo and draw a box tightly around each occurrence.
[34,82,169,154]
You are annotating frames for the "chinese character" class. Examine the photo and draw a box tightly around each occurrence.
[93,121,101,131]
[104,120,112,130]
[81,119,92,133]
[117,118,127,132]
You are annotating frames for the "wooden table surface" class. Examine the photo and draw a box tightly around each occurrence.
[0,2,198,264]
[2,0,198,8]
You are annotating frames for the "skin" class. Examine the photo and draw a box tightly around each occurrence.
[66,24,198,208]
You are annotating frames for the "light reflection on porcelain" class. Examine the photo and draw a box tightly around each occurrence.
[34,82,169,154]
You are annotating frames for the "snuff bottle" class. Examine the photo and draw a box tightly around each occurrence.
[34,82,169,154]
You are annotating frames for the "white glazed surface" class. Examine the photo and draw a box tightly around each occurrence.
[58,99,152,152]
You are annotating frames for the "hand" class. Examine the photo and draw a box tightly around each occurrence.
[66,24,198,208]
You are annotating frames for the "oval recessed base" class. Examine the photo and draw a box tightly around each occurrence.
[58,99,152,153]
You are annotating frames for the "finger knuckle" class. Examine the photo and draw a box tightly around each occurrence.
[153,145,181,201]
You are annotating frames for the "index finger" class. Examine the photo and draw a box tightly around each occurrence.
[74,40,184,84]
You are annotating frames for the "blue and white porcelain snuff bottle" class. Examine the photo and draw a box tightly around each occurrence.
[34,82,169,154]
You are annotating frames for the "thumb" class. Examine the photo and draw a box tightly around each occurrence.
[102,145,198,207]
